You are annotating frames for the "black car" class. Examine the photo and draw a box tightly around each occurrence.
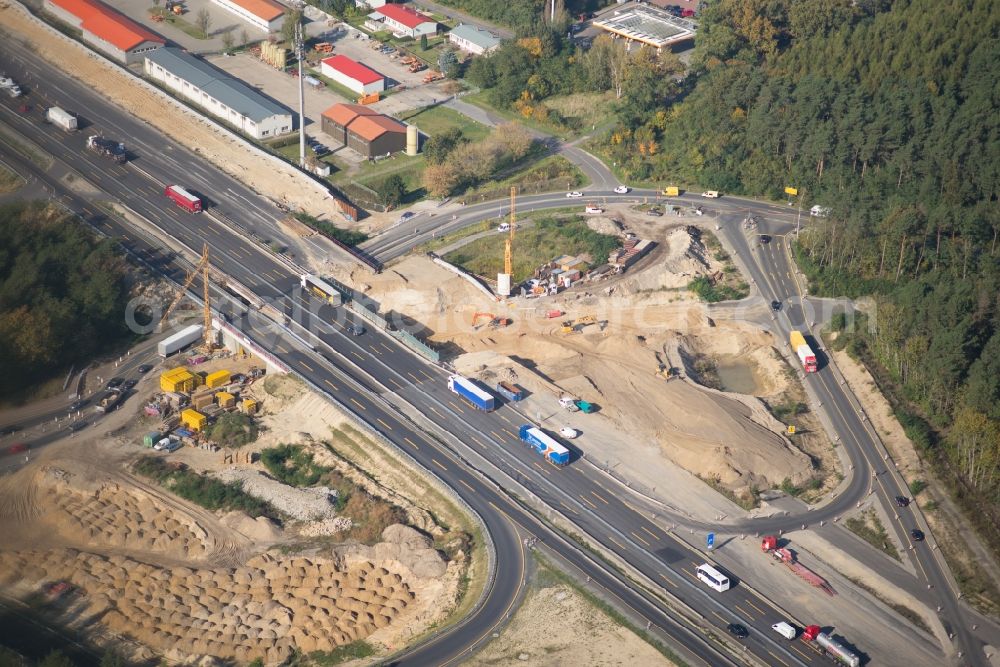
[69,400,86,412]
[67,421,88,432]
[911,529,925,542]
[347,324,365,336]
[771,300,782,311]
[123,379,138,391]
[106,377,125,390]
[137,364,153,373]
[727,623,749,639]
[895,496,910,508]
[646,207,663,217]
[760,235,771,244]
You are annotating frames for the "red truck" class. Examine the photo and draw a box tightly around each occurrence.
[164,185,202,213]
[790,331,817,372]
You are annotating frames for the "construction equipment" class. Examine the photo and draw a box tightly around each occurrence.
[158,244,216,353]
[357,92,380,105]
[561,315,597,333]
[472,312,510,329]
[497,187,517,296]
[408,62,426,73]
[761,536,836,596]
[313,42,333,53]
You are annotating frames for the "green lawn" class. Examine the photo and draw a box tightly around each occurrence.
[306,68,360,102]
[0,165,23,193]
[443,215,619,283]
[461,154,586,201]
[398,105,489,141]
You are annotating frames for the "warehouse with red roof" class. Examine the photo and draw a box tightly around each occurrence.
[44,0,164,64]
[320,55,385,95]
[369,4,437,39]
[211,0,285,32]
[320,103,408,158]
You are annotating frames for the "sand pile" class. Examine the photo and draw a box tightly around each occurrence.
[617,226,717,293]
[335,524,447,579]
[0,548,417,663]
[35,466,211,558]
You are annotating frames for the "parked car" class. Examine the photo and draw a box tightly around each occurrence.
[646,207,663,217]
[559,427,579,439]
[565,191,583,198]
[613,185,630,194]
[700,191,720,198]
[760,235,771,244]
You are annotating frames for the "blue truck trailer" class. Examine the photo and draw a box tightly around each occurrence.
[518,425,570,466]
[448,375,495,411]
[495,381,525,401]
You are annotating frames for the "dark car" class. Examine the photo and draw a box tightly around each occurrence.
[771,300,782,311]
[67,421,88,432]
[895,496,910,508]
[347,324,365,336]
[69,400,86,412]
[760,235,771,244]
[123,379,138,391]
[137,364,153,373]
[646,208,663,217]
[106,377,125,390]
[5,443,27,455]
[727,623,749,639]
[0,425,22,436]
[911,529,925,542]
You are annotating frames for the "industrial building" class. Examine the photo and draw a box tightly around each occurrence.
[43,0,165,64]
[448,24,502,55]
[320,103,408,158]
[144,48,293,140]
[593,5,696,50]
[210,0,285,32]
[367,4,437,39]
[320,55,385,95]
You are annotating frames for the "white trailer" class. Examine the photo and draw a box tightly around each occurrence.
[158,324,203,357]
[46,106,78,131]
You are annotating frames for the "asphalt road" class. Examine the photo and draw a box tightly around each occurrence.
[2,50,994,664]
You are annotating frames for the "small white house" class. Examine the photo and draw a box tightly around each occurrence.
[448,23,502,55]
[369,4,437,38]
[211,0,285,32]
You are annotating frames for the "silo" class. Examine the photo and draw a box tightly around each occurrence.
[406,125,419,156]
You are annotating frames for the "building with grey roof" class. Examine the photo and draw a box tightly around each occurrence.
[448,23,502,55]
[144,47,292,140]
[593,5,696,51]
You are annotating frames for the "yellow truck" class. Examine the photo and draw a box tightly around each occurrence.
[662,186,680,197]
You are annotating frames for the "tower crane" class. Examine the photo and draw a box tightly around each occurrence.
[158,243,215,351]
[498,186,517,296]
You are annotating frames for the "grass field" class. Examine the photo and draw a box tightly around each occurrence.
[0,165,23,193]
[443,215,619,283]
[399,105,489,141]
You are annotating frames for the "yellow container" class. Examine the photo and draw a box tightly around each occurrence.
[180,408,207,432]
[216,391,236,408]
[160,368,197,393]
[241,399,257,414]
[205,370,231,389]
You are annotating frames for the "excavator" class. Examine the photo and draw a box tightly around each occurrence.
[472,312,511,329]
[560,315,597,334]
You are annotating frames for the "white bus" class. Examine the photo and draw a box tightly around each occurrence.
[696,563,730,592]
[301,274,342,306]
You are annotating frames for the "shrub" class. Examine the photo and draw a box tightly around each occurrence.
[208,413,258,448]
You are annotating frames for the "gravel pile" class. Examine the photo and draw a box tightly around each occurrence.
[213,468,336,521]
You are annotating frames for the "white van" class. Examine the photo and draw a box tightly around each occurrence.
[809,205,830,217]
[497,222,511,233]
[700,191,720,198]
[585,205,605,214]
[771,622,796,639]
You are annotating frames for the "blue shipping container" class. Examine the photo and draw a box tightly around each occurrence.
[448,375,495,411]
[518,425,570,466]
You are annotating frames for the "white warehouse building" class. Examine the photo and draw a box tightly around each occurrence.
[211,0,285,32]
[144,48,293,140]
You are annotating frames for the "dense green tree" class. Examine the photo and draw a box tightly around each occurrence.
[422,126,466,164]
[38,652,74,667]
[375,174,407,208]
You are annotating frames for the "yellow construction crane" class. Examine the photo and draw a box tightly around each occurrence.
[159,243,215,351]
[504,186,516,277]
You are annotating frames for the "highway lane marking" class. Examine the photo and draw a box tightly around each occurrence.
[407,371,420,383]
[631,531,650,548]
[767,650,790,667]
[447,400,465,413]
[559,501,578,515]
[380,342,393,353]
[579,494,598,510]
[734,603,754,620]
[402,436,418,450]
[469,435,487,449]
[459,479,476,494]
[658,573,677,587]
[745,599,767,616]
[503,428,518,440]
[349,397,366,411]
[368,345,381,356]
[298,360,313,371]
[376,418,393,431]
[388,378,404,391]
[429,405,444,418]
[420,370,434,381]
[711,611,728,624]
[206,226,220,235]
[591,490,610,505]
[532,461,550,476]
[351,351,365,361]
[490,430,504,442]
[641,526,659,541]
[323,379,338,391]
[608,535,626,551]
[499,413,512,424]
[431,458,448,472]
[790,644,814,662]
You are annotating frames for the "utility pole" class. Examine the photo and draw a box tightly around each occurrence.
[550,0,555,23]
[295,20,306,169]
[795,187,805,237]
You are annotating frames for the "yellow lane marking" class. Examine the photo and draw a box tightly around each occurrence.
[559,501,578,515]
[711,611,728,624]
[420,370,434,381]
[503,428,518,440]
[403,436,418,450]
[532,461,550,475]
[631,531,650,548]
[376,418,392,431]
[499,414,512,424]
[323,379,338,391]
[429,405,444,417]
[745,599,767,616]
[734,603,754,620]
[389,378,404,390]
[591,490,610,505]
[349,397,366,411]
[579,494,598,510]
[431,458,448,472]
[470,435,487,448]
[299,360,313,371]
[448,400,465,413]
[459,479,476,494]
[641,526,658,541]
[381,343,393,353]
[351,351,365,361]
[490,430,504,442]
[658,573,677,587]
[768,651,789,667]
[790,645,814,662]
[407,371,420,383]
[608,535,626,550]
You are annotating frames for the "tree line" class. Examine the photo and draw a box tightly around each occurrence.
[607,0,999,556]
[0,203,131,401]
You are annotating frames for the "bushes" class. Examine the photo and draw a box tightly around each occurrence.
[687,276,748,303]
[134,456,279,520]
[261,444,331,487]
[293,212,368,246]
[208,412,258,448]
[421,122,535,197]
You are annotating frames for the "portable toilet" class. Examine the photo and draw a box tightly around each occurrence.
[205,370,231,388]
[142,431,161,447]
[180,408,207,432]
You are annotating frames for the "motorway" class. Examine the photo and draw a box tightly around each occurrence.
[2,50,996,667]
